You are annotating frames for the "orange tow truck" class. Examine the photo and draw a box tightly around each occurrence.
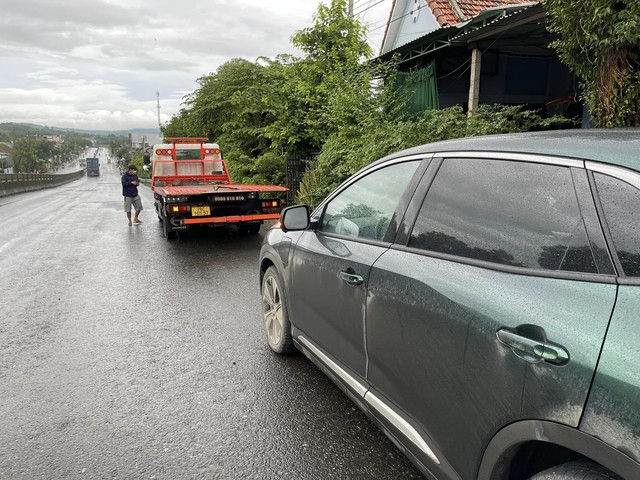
[149,137,288,239]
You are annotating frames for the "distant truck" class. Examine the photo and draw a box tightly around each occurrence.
[149,137,288,239]
[86,158,100,176]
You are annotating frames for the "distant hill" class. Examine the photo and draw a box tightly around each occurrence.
[0,122,159,138]
[67,127,161,136]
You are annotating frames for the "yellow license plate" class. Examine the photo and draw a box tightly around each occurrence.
[191,206,211,217]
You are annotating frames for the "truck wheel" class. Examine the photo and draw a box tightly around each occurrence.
[155,200,163,221]
[529,460,621,480]
[240,223,261,235]
[261,266,295,354]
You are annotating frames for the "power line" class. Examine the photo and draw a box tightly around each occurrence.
[353,0,386,17]
[368,3,429,33]
[353,0,373,16]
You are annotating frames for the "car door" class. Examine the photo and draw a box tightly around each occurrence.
[580,166,640,466]
[364,154,618,479]
[289,158,424,388]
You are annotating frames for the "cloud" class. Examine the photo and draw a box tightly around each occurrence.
[0,0,392,130]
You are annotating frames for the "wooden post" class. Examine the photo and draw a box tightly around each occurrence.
[348,0,353,16]
[468,48,482,117]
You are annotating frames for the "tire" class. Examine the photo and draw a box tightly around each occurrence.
[155,199,163,221]
[261,266,295,354]
[529,460,622,480]
[239,223,261,235]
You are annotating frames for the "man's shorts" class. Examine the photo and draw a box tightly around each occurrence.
[124,195,143,212]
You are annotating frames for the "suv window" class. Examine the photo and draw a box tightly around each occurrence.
[408,158,599,273]
[594,173,640,277]
[320,161,421,241]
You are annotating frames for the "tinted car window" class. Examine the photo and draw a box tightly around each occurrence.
[594,173,640,277]
[320,161,420,241]
[409,158,598,273]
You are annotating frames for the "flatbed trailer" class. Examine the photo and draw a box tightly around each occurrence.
[150,138,288,239]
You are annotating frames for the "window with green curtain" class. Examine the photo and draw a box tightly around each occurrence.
[395,61,440,114]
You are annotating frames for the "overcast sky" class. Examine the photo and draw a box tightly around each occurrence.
[0,0,391,132]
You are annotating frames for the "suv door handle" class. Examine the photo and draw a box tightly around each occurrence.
[339,270,364,286]
[497,326,570,365]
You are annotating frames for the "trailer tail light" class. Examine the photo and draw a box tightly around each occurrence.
[262,200,280,208]
[155,149,173,155]
[204,148,221,155]
[168,205,190,213]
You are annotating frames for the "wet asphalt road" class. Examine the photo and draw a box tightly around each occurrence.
[0,150,423,479]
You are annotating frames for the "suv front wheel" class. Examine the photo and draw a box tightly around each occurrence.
[261,266,295,354]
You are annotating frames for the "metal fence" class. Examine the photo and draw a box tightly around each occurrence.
[0,169,86,198]
[285,152,318,205]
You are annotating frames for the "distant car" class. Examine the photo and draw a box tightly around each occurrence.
[259,129,640,480]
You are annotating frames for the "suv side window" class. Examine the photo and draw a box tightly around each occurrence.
[408,158,599,273]
[320,160,421,241]
[594,173,640,277]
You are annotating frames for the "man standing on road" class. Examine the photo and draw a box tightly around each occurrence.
[122,165,143,226]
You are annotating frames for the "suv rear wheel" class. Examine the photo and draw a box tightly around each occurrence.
[529,460,622,480]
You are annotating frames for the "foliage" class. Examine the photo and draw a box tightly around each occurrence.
[298,105,573,207]
[11,138,54,173]
[162,0,576,206]
[265,0,371,154]
[546,0,640,127]
[162,0,372,185]
[125,152,151,179]
[163,56,291,185]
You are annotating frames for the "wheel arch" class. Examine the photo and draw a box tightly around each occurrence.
[259,255,276,290]
[478,420,639,480]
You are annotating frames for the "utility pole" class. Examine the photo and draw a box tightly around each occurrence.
[467,48,482,118]
[156,91,162,137]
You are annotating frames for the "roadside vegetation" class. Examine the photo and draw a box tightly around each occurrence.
[546,0,640,127]
[163,0,638,207]
[0,123,123,174]
[7,135,92,173]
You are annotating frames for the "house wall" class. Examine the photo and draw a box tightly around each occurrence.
[386,0,440,52]
[436,52,577,113]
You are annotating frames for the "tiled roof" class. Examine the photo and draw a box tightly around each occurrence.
[428,0,539,26]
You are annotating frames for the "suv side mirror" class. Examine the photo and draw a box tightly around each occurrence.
[280,205,310,232]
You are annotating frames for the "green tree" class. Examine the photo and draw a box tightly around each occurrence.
[298,104,569,207]
[12,138,53,173]
[163,57,291,184]
[265,0,371,154]
[546,0,640,127]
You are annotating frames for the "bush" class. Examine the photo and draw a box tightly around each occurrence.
[297,105,574,208]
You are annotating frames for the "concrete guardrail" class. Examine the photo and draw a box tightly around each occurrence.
[0,169,86,198]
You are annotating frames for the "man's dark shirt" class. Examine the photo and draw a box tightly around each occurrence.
[122,172,139,197]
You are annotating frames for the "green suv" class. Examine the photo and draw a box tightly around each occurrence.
[259,129,640,479]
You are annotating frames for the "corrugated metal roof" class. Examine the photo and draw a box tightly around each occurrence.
[378,2,543,63]
[457,0,536,20]
[381,0,540,54]
[449,2,543,42]
[428,0,539,27]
